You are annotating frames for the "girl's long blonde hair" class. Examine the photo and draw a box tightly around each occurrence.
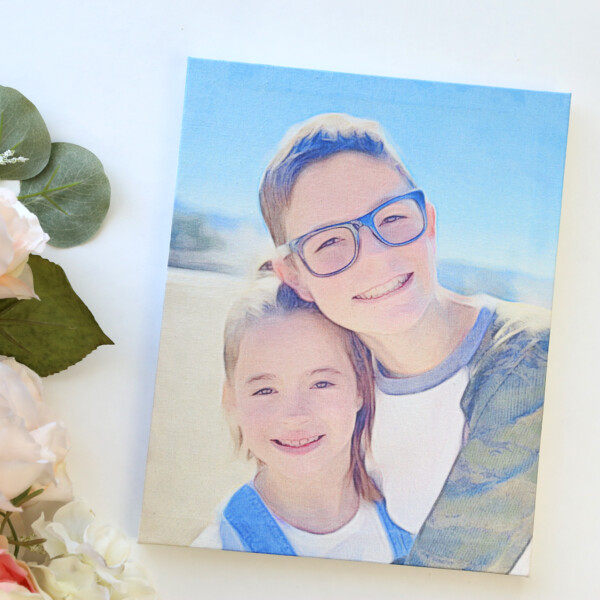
[223,277,381,502]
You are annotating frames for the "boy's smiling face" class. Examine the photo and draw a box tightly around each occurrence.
[279,152,438,338]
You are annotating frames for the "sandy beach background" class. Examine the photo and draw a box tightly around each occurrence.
[140,267,256,545]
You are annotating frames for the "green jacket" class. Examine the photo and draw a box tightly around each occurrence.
[402,300,550,573]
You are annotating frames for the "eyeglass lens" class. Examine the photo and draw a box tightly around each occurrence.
[301,198,424,275]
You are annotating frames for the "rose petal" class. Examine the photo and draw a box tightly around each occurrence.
[0,359,69,504]
[32,461,73,504]
[0,216,15,273]
[0,357,43,405]
[0,272,37,300]
[0,549,37,593]
[0,188,48,300]
[0,189,48,273]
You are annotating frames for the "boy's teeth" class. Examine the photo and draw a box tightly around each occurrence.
[356,274,410,300]
[278,435,321,447]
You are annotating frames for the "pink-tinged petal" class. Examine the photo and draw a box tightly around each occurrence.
[0,359,70,511]
[0,491,19,512]
[0,272,37,300]
[0,549,38,593]
[34,462,73,504]
[0,188,48,299]
[0,358,43,405]
[0,216,14,274]
[0,189,48,267]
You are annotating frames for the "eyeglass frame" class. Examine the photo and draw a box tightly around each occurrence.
[276,189,428,278]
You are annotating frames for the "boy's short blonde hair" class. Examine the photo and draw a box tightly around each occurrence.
[223,278,381,502]
[259,113,415,246]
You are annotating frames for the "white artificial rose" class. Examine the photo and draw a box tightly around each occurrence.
[32,501,157,600]
[0,357,71,511]
[0,187,49,300]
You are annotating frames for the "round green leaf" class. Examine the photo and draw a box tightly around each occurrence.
[19,142,111,248]
[0,85,51,179]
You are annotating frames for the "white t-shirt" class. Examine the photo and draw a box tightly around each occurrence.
[367,368,468,534]
[367,302,532,574]
[368,305,494,534]
[277,501,394,563]
[191,486,395,563]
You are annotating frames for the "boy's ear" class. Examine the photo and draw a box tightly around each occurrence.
[425,202,437,239]
[272,256,316,303]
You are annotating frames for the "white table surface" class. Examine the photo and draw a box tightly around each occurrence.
[4,1,599,598]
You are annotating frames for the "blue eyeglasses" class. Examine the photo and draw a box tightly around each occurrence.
[277,189,427,277]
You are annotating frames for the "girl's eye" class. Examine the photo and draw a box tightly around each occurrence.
[312,380,333,389]
[252,387,276,396]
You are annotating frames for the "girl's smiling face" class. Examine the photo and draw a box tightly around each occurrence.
[279,152,438,339]
[227,311,362,481]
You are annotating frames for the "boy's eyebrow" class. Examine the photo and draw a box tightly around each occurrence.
[245,373,276,385]
[302,187,415,233]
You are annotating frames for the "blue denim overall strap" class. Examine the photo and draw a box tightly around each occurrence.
[374,498,414,562]
[222,484,297,556]
[224,483,414,561]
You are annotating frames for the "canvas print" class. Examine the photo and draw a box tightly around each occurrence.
[140,58,570,575]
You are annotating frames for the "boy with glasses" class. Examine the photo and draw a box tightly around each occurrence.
[263,113,549,574]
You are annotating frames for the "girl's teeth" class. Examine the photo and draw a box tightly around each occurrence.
[356,274,410,300]
[278,435,320,447]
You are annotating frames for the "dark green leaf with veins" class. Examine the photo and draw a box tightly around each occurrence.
[0,255,113,376]
[19,142,110,248]
[0,86,51,179]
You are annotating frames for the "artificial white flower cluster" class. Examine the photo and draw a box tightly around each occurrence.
[30,501,156,600]
[0,150,29,166]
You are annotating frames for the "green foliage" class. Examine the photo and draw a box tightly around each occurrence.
[170,212,226,252]
[0,85,51,180]
[19,143,111,248]
[0,255,113,376]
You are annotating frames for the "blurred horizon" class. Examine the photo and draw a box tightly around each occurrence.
[168,208,554,308]
[172,59,570,286]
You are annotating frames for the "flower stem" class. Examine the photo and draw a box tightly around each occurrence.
[5,516,19,558]
[0,511,10,535]
[13,488,44,507]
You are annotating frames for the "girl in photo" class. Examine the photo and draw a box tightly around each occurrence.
[191,281,413,563]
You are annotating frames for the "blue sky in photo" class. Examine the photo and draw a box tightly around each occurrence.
[174,59,570,280]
